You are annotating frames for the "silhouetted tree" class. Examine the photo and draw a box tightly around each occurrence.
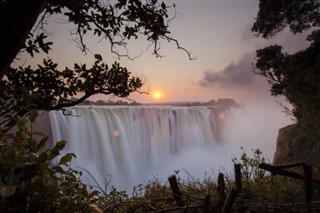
[252,0,320,38]
[252,0,320,145]
[0,0,190,130]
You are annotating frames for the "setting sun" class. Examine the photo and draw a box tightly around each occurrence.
[152,91,162,100]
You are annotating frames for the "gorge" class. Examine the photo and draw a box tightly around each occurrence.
[35,100,290,192]
[45,106,224,192]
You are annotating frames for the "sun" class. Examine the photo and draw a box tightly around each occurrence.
[152,91,162,100]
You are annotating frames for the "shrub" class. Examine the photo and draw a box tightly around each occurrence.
[0,111,102,212]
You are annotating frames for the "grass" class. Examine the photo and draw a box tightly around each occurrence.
[94,148,320,212]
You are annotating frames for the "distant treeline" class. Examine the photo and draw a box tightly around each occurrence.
[75,98,241,109]
[76,98,141,106]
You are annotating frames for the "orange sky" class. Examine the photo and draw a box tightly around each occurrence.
[11,0,310,164]
[15,0,310,105]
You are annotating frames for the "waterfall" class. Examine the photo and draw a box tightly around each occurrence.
[48,106,222,191]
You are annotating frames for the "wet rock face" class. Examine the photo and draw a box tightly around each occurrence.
[274,124,320,165]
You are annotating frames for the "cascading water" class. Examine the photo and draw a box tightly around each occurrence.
[48,106,224,191]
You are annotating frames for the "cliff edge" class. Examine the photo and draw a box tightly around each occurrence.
[274,124,320,165]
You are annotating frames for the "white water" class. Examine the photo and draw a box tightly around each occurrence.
[48,106,225,191]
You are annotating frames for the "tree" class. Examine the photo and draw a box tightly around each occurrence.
[252,0,320,38]
[0,0,190,130]
[252,0,320,151]
[0,1,191,209]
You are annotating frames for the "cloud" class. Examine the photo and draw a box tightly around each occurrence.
[198,25,311,90]
[199,53,255,88]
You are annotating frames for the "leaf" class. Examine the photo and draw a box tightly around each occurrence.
[54,140,67,151]
[161,2,166,10]
[59,153,76,165]
[28,109,38,122]
[122,10,130,16]
[48,140,67,160]
[94,54,102,61]
[37,135,49,149]
[52,165,65,174]
[74,63,80,70]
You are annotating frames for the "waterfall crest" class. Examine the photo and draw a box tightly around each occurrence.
[48,106,219,191]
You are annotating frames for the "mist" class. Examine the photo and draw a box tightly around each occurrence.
[41,95,293,193]
[145,100,292,185]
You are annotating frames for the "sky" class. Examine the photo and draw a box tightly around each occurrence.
[16,0,310,105]
[13,0,313,168]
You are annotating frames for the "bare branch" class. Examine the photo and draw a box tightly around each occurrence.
[164,35,196,60]
[276,101,296,121]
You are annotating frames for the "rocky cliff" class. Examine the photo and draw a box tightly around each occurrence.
[274,124,320,165]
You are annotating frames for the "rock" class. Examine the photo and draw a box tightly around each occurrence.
[273,124,297,164]
[274,124,320,165]
[207,99,216,105]
[216,98,239,109]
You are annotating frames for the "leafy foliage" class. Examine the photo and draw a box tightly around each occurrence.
[0,113,104,212]
[233,148,266,184]
[252,0,320,38]
[0,0,193,211]
[24,33,53,57]
[1,123,318,212]
[1,54,143,129]
[105,149,320,212]
[0,0,191,131]
[231,149,320,211]
[0,0,191,75]
[252,0,320,151]
[255,32,320,140]
[44,0,182,57]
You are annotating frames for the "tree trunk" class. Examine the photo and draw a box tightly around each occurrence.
[0,0,47,76]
